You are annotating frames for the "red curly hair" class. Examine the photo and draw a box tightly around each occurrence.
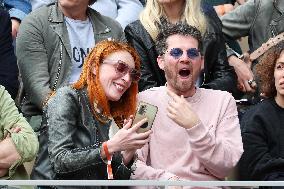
[72,40,141,128]
[255,41,284,98]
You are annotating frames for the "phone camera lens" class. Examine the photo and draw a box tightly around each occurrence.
[138,105,147,115]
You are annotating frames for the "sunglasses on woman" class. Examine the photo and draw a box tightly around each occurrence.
[167,47,200,60]
[103,60,141,82]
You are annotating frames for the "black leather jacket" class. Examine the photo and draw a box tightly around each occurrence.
[32,86,132,188]
[0,7,19,99]
[125,4,237,94]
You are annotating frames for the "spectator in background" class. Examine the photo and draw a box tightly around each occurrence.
[0,6,19,99]
[0,0,31,39]
[131,23,243,184]
[30,0,143,29]
[125,0,238,96]
[221,0,284,95]
[16,0,124,132]
[0,84,38,184]
[239,41,284,183]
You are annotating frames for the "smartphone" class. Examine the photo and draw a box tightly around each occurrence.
[132,101,158,133]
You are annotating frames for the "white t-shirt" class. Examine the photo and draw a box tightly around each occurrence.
[65,16,95,83]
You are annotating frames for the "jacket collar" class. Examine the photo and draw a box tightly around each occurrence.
[48,2,64,23]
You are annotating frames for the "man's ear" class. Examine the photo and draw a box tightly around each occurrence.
[157,55,165,70]
[200,56,204,70]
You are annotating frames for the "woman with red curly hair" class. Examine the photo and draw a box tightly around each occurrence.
[32,40,151,187]
[239,41,284,182]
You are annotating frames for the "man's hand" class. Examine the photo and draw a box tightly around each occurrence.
[0,137,21,169]
[228,55,257,93]
[167,90,200,129]
[11,18,20,39]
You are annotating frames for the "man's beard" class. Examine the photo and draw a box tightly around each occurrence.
[164,65,194,93]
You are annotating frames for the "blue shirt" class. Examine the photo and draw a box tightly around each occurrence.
[1,0,31,21]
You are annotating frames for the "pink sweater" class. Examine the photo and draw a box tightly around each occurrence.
[131,86,243,182]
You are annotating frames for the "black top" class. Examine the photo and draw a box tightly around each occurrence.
[0,7,19,99]
[240,98,284,180]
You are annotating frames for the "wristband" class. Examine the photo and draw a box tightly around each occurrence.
[103,142,113,179]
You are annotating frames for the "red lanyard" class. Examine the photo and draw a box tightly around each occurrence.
[103,142,113,179]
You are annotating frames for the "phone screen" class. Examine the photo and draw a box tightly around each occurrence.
[132,101,158,133]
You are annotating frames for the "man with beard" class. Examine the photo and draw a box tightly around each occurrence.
[130,23,243,184]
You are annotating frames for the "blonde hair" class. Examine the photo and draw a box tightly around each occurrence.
[140,0,207,40]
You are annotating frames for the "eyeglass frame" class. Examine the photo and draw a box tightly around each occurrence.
[164,47,201,60]
[102,59,141,82]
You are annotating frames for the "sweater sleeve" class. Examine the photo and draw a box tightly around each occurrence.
[186,95,243,179]
[131,142,177,180]
[16,12,52,110]
[221,0,256,39]
[0,85,38,178]
[4,0,32,21]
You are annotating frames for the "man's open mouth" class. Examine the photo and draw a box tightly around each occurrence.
[178,68,191,77]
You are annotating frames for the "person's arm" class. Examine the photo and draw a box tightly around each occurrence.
[240,108,284,180]
[221,0,255,39]
[4,0,32,38]
[47,88,109,174]
[0,86,38,178]
[220,1,257,93]
[0,8,19,99]
[115,0,143,29]
[188,95,243,178]
[167,90,243,179]
[16,13,52,110]
[131,142,178,180]
[221,0,257,93]
[125,23,162,91]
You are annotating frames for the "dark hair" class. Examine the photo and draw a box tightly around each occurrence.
[255,41,284,98]
[155,20,203,56]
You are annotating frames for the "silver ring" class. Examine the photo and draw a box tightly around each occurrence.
[247,79,254,86]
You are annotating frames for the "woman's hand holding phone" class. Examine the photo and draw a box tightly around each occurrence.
[106,116,152,160]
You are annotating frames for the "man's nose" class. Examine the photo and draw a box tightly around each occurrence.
[179,51,190,63]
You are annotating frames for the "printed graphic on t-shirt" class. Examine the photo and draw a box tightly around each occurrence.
[65,16,95,83]
[72,47,91,68]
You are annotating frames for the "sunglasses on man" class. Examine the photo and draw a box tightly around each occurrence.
[166,48,200,60]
